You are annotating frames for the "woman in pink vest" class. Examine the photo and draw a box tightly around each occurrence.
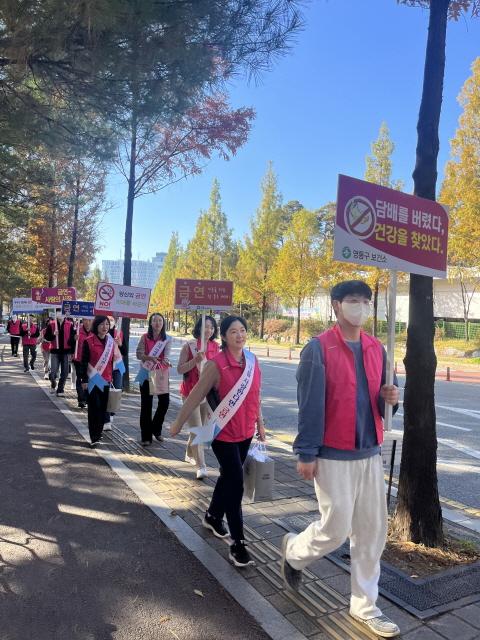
[170,316,265,568]
[7,314,21,356]
[20,315,40,372]
[136,313,171,446]
[104,316,126,430]
[73,318,93,408]
[177,315,219,480]
[80,315,115,447]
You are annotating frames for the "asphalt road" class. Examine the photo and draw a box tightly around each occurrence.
[129,335,480,511]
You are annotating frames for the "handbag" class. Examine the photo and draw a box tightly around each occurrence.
[106,385,122,413]
[243,443,274,502]
[148,369,165,395]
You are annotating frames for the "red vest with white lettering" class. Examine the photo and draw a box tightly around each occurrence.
[212,348,261,443]
[8,319,21,335]
[73,325,92,363]
[49,319,73,351]
[180,339,220,397]
[85,334,114,383]
[317,324,384,450]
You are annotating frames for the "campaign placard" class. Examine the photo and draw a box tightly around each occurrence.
[174,279,234,310]
[62,300,95,318]
[31,287,77,307]
[11,298,44,314]
[94,282,151,319]
[333,175,449,277]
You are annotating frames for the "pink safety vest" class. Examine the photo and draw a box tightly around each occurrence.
[73,325,92,363]
[143,334,169,371]
[317,324,384,450]
[180,339,220,398]
[49,319,73,351]
[21,323,38,346]
[212,348,261,443]
[8,319,21,335]
[86,334,114,383]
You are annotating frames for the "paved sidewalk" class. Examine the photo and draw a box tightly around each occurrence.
[0,355,273,640]
[3,339,480,639]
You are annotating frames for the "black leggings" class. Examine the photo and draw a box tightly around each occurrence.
[208,437,252,543]
[87,385,109,443]
[139,381,169,442]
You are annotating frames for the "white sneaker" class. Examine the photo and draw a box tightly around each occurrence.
[196,466,208,480]
[185,454,196,466]
[103,423,112,432]
[350,614,400,638]
[70,381,75,390]
[44,374,50,380]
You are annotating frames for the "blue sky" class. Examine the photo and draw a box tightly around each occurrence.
[98,0,480,264]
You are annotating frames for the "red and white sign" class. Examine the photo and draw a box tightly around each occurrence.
[94,282,151,319]
[174,279,233,310]
[31,287,77,307]
[333,175,449,277]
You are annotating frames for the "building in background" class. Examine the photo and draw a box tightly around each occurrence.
[102,252,166,290]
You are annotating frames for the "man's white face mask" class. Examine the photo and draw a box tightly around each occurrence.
[341,300,371,327]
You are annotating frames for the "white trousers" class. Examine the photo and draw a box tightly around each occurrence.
[286,455,387,619]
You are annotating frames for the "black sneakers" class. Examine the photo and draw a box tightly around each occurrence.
[280,533,303,591]
[229,541,254,568]
[202,512,229,539]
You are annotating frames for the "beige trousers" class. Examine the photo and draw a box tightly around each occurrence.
[184,400,209,468]
[286,455,388,620]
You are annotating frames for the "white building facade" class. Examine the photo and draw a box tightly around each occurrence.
[102,252,166,290]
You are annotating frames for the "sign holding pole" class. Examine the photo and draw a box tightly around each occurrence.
[333,175,449,431]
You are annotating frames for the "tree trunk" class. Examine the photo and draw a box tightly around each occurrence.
[67,163,81,288]
[392,0,447,547]
[48,206,56,288]
[122,116,137,390]
[296,297,301,345]
[260,294,267,339]
[373,277,379,337]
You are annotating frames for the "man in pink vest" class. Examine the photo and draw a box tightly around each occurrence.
[281,280,400,638]
[44,312,75,397]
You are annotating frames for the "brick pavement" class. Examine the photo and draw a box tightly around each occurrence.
[30,366,480,640]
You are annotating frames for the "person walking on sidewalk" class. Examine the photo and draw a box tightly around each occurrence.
[39,319,52,379]
[135,313,171,446]
[44,312,75,397]
[20,315,40,372]
[104,316,126,432]
[177,315,219,480]
[280,280,400,639]
[7,314,21,356]
[80,315,115,448]
[170,316,266,569]
[73,318,93,408]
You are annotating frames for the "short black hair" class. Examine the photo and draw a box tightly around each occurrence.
[219,315,247,350]
[192,315,218,340]
[330,280,372,302]
[92,315,110,335]
[147,313,167,341]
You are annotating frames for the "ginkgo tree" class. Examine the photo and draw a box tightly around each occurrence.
[440,56,480,341]
[270,209,322,344]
